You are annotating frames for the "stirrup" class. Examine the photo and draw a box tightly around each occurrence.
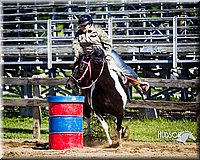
[126,75,149,92]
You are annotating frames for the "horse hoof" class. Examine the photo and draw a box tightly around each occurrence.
[107,142,121,148]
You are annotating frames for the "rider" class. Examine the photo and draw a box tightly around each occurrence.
[72,14,149,92]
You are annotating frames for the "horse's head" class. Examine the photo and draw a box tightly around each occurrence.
[66,46,105,90]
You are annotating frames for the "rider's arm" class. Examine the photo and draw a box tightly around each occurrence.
[95,27,112,55]
[72,31,83,58]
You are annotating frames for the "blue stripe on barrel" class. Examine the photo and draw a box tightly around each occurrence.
[47,96,84,103]
[49,116,83,133]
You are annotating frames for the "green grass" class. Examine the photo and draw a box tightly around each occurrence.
[2,113,197,143]
[125,118,197,142]
[2,116,49,140]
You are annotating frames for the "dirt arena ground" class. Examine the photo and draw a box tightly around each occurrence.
[2,138,199,160]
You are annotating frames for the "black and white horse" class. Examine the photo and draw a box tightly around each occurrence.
[66,47,128,147]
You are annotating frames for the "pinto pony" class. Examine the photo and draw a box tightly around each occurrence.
[66,47,128,147]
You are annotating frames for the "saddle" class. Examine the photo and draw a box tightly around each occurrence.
[106,64,149,93]
[105,54,149,93]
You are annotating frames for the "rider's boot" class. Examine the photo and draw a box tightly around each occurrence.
[126,75,149,92]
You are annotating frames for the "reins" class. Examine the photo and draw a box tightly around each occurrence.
[70,56,106,90]
[78,60,92,81]
[80,58,105,89]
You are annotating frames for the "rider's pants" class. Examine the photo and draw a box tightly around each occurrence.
[111,50,138,79]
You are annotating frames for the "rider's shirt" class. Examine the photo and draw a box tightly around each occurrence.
[72,25,112,58]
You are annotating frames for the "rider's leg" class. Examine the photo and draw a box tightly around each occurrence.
[111,50,138,78]
[111,50,149,92]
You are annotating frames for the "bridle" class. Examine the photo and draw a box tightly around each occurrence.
[70,56,105,89]
[77,60,92,81]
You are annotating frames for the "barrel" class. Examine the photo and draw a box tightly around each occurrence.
[47,96,84,150]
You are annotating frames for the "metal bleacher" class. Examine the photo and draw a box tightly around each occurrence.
[1,0,199,71]
[1,1,199,120]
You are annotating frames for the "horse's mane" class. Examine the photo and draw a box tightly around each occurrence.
[75,46,105,66]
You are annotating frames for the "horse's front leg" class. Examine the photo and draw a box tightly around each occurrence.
[86,117,91,135]
[96,114,112,146]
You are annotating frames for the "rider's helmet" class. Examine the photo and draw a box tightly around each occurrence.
[78,15,93,26]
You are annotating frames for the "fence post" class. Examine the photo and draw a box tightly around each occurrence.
[32,75,42,140]
[143,88,158,119]
[19,67,33,117]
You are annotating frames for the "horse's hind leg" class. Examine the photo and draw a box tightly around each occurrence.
[115,115,124,147]
[96,114,112,146]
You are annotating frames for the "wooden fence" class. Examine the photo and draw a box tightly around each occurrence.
[1,77,200,140]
